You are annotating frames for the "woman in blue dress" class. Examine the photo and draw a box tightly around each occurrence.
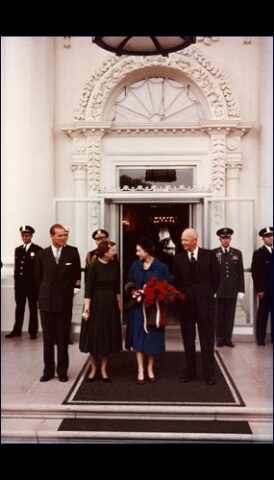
[125,237,171,384]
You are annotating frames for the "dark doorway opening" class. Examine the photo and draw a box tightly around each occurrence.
[122,203,189,281]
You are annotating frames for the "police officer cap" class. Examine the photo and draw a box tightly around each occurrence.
[92,229,109,240]
[258,226,273,237]
[216,227,234,237]
[19,225,35,234]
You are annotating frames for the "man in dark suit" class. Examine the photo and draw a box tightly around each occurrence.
[174,228,220,385]
[213,227,245,348]
[6,225,42,339]
[251,226,273,346]
[35,224,81,382]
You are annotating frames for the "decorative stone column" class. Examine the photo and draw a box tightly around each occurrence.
[258,37,273,231]
[1,37,55,332]
[209,131,227,245]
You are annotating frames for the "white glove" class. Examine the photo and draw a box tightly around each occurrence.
[213,293,217,299]
[237,292,244,300]
[74,287,80,296]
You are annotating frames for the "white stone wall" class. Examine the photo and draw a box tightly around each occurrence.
[1,36,272,333]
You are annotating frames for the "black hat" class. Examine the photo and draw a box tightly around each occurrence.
[138,236,154,252]
[19,225,35,234]
[92,229,109,240]
[258,226,273,237]
[216,227,234,238]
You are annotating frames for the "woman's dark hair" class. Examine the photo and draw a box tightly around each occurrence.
[97,240,115,258]
[137,236,155,256]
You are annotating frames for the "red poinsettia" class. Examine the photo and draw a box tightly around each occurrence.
[142,276,186,307]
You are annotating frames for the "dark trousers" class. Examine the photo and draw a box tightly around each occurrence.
[40,311,71,377]
[215,298,237,343]
[13,287,39,336]
[256,292,272,343]
[180,301,215,380]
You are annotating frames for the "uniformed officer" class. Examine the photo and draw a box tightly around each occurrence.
[213,228,245,347]
[85,229,109,267]
[251,226,273,346]
[6,226,42,339]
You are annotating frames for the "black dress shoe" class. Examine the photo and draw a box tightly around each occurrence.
[5,332,21,338]
[217,342,224,347]
[205,377,215,386]
[40,375,54,382]
[59,375,68,382]
[180,375,196,383]
[68,338,73,345]
[30,335,37,340]
[225,341,235,347]
[257,341,265,346]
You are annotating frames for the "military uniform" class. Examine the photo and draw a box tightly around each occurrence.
[251,226,273,345]
[6,226,42,338]
[213,228,244,346]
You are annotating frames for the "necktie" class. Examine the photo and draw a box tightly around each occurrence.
[190,252,196,263]
[224,248,228,256]
[55,248,60,264]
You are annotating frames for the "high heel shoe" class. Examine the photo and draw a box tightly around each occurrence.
[86,376,96,383]
[136,378,145,385]
[148,376,156,383]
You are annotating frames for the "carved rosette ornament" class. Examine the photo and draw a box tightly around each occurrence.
[211,135,226,194]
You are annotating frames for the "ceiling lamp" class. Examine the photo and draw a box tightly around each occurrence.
[92,36,196,56]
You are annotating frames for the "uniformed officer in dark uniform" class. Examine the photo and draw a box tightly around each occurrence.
[6,225,42,339]
[251,226,273,346]
[85,229,109,267]
[213,228,245,347]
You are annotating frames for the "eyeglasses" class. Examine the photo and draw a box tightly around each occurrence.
[95,236,107,241]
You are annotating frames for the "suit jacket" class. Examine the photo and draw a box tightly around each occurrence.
[251,246,272,294]
[174,248,220,316]
[35,245,81,312]
[212,246,244,298]
[14,243,42,291]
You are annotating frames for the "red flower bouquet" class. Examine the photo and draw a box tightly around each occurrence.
[141,277,186,331]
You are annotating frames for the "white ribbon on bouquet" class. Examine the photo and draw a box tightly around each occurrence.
[142,299,161,334]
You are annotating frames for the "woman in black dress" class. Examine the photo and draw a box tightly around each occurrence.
[80,241,122,382]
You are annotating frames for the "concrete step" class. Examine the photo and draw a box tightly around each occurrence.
[2,403,272,443]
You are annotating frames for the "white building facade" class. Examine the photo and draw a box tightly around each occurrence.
[1,36,273,336]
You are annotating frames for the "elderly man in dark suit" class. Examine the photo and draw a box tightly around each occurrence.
[35,224,81,382]
[213,227,245,348]
[251,226,273,346]
[6,225,42,339]
[174,228,220,385]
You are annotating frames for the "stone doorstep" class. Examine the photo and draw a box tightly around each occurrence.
[2,405,272,443]
[2,404,272,422]
[1,429,273,444]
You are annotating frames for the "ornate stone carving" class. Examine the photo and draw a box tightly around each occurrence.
[63,37,71,48]
[87,136,101,192]
[211,135,226,194]
[226,136,240,151]
[74,57,119,120]
[197,37,219,46]
[74,47,240,123]
[74,138,87,153]
[71,164,87,171]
